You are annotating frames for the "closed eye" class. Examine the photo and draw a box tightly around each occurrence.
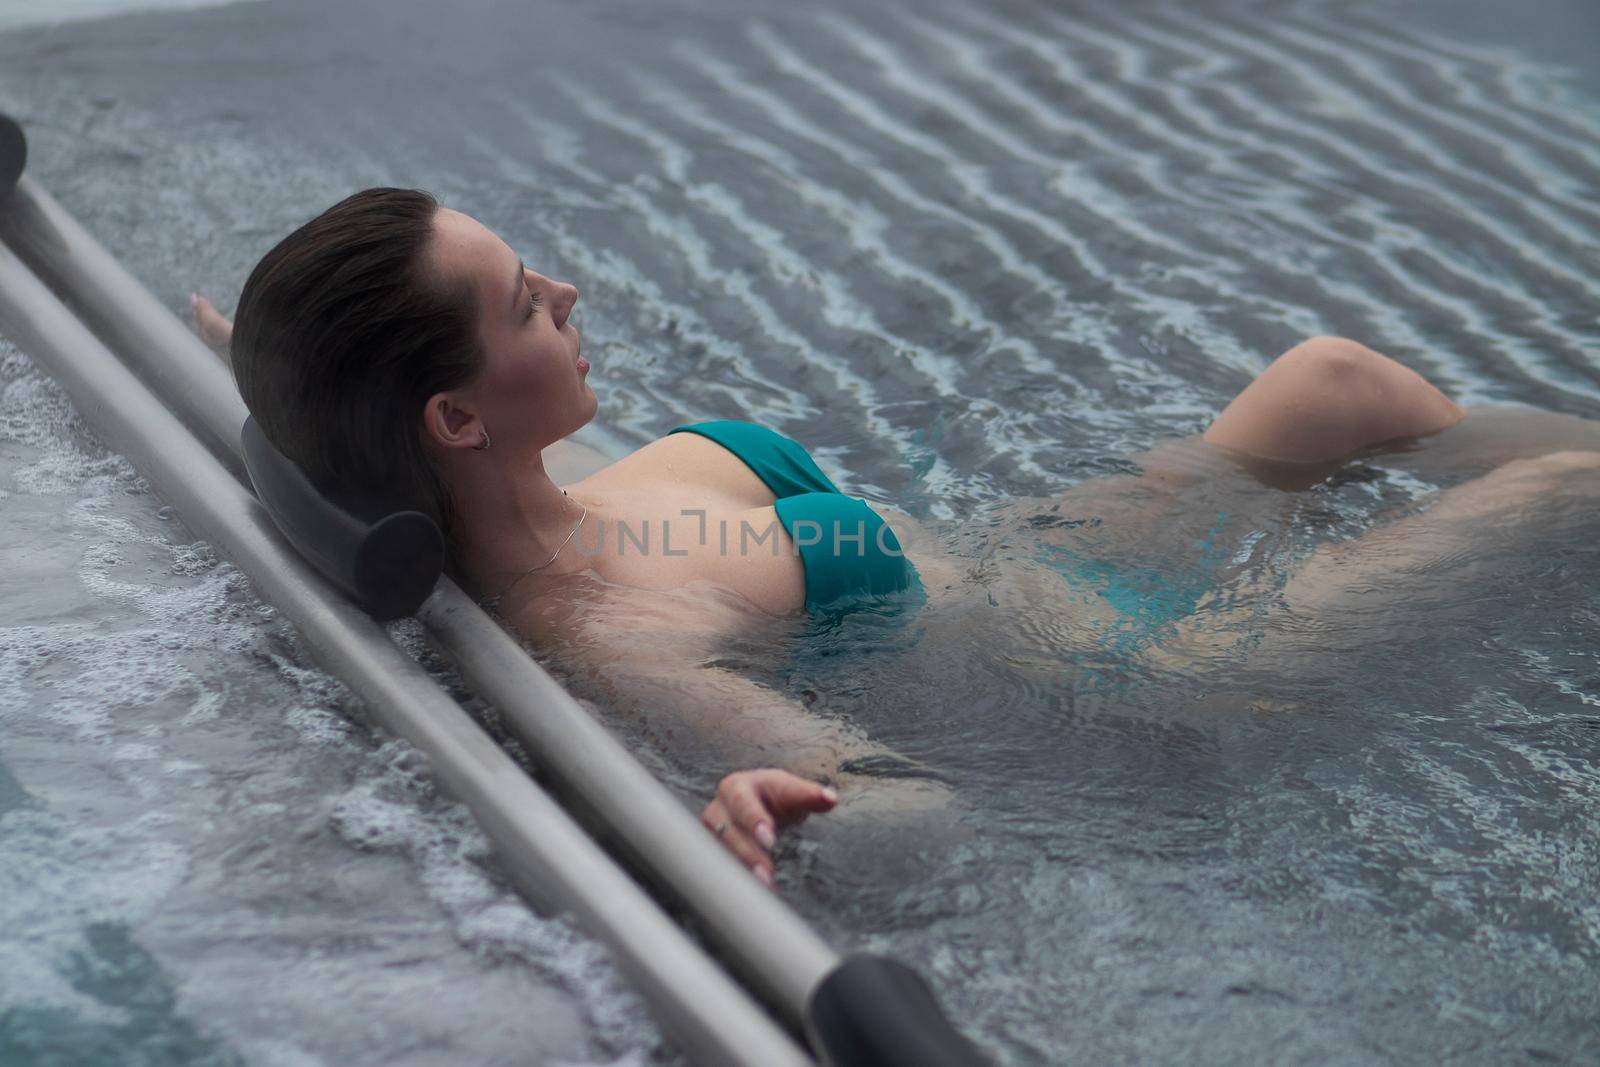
[526,289,542,320]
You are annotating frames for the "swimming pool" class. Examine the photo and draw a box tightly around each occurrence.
[2,0,1597,1062]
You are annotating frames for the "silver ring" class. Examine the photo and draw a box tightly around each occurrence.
[713,819,731,836]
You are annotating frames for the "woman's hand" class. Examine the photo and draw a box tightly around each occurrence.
[190,292,234,354]
[700,769,838,889]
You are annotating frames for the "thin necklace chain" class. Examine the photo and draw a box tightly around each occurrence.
[483,489,587,604]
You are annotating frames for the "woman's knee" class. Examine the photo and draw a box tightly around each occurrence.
[1206,335,1464,463]
[1283,336,1461,425]
[1274,335,1389,383]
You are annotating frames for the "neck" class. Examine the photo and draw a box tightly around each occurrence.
[447,447,588,595]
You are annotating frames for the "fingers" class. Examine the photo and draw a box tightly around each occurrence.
[189,292,234,351]
[755,770,839,827]
[700,795,773,887]
[717,773,779,886]
[701,769,840,890]
[721,773,778,847]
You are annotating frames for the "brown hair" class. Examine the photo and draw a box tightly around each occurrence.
[231,187,484,540]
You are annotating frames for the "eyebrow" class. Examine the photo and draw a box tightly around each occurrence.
[511,256,525,315]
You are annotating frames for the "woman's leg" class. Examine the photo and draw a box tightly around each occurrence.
[1029,336,1511,562]
[1356,404,1600,485]
[1202,335,1466,464]
[1200,335,1600,486]
[1148,449,1600,672]
[1002,336,1434,537]
[1270,448,1600,616]
[1050,335,1467,528]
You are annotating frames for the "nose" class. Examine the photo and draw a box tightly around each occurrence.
[553,280,579,329]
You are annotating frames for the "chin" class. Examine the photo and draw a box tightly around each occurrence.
[570,392,599,434]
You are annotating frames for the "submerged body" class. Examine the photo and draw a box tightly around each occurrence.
[502,398,1600,679]
[200,197,1600,884]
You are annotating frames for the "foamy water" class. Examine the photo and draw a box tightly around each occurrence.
[0,343,666,1063]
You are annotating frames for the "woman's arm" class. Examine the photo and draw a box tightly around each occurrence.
[504,578,950,882]
[189,295,938,881]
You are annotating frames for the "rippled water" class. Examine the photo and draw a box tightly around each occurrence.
[2,0,1597,1063]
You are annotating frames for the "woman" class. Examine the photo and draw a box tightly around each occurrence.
[197,187,1600,887]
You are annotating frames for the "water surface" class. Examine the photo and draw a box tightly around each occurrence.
[2,0,1597,1063]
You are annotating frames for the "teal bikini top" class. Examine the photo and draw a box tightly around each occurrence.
[667,420,923,613]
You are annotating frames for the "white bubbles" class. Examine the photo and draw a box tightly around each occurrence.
[322,765,659,1056]
[0,335,661,1061]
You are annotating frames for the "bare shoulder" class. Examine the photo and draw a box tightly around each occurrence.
[563,431,776,508]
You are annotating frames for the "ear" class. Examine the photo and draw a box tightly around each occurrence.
[421,390,484,451]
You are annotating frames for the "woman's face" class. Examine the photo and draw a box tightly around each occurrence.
[429,207,595,454]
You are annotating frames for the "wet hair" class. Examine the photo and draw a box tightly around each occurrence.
[231,187,484,542]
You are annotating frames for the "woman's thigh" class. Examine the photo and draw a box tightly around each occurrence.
[981,336,1595,562]
[991,336,1466,537]
[1006,402,1600,571]
[1364,405,1600,485]
[988,434,1304,571]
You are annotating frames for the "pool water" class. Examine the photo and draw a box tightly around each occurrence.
[2,0,1597,1063]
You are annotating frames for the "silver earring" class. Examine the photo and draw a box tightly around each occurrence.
[473,428,491,451]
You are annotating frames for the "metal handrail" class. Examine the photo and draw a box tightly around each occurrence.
[0,201,816,1067]
[1,162,996,1067]
[1,171,842,1025]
